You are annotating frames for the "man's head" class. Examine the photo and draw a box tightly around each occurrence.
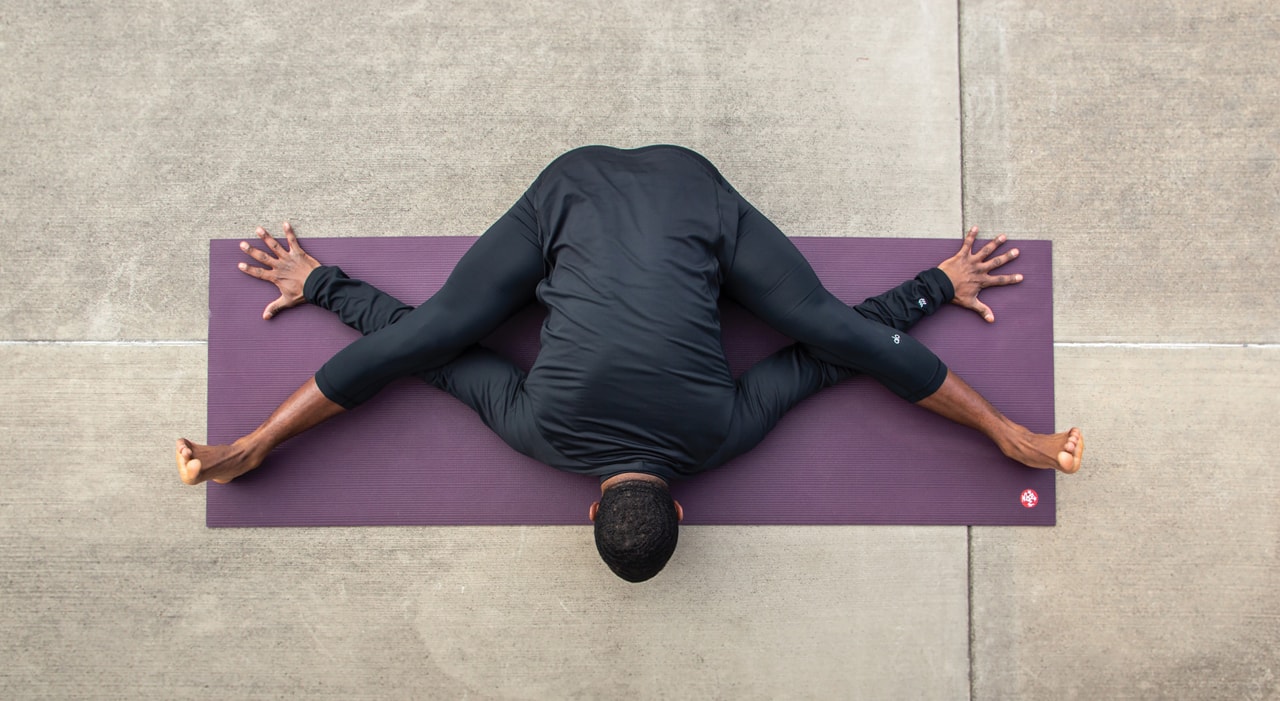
[589,476,684,583]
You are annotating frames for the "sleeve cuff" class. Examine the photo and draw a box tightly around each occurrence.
[921,267,955,308]
[302,265,347,306]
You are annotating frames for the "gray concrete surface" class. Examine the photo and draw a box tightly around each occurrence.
[973,347,1278,700]
[963,2,1279,699]
[961,0,1280,344]
[0,342,967,695]
[1,345,968,699]
[1,1,971,698]
[0,0,960,342]
[2,0,1277,698]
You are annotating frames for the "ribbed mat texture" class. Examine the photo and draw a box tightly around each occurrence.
[208,237,1055,526]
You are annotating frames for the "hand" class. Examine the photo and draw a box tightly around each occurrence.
[237,221,322,320]
[936,226,1023,323]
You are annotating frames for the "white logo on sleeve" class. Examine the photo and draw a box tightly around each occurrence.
[918,298,927,308]
[892,334,901,344]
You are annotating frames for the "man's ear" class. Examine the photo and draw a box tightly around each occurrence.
[674,500,684,523]
[589,502,599,522]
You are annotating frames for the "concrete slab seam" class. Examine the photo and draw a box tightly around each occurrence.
[967,526,975,701]
[1054,342,1280,349]
[954,2,976,697]
[0,340,206,346]
[3,341,1278,349]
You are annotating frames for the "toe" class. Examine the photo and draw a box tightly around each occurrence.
[1058,433,1084,474]
[180,458,203,485]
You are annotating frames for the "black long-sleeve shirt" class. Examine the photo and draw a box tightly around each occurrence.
[306,145,954,483]
[305,264,953,484]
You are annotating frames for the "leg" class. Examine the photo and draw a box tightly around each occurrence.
[316,193,545,408]
[917,370,1083,473]
[178,378,341,484]
[723,192,1083,473]
[177,192,546,484]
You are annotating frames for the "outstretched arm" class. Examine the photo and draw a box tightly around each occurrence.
[852,226,1024,331]
[178,222,546,486]
[236,221,413,335]
[698,226,1031,472]
[849,268,954,332]
[239,223,544,455]
[304,266,414,336]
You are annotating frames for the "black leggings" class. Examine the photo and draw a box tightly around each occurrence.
[314,188,946,409]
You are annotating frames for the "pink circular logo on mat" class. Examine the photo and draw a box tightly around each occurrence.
[1020,489,1039,508]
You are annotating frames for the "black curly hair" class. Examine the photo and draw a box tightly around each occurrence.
[593,480,680,582]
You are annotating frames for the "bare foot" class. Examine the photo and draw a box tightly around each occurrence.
[1000,427,1084,474]
[175,438,264,485]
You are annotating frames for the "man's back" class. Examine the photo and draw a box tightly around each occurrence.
[525,146,740,470]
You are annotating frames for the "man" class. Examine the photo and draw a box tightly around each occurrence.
[177,145,1083,582]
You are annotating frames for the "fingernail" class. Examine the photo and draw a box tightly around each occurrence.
[238,262,247,270]
[1012,248,1019,256]
[1016,274,1024,281]
[240,241,248,250]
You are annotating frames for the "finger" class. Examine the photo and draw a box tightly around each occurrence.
[237,261,270,280]
[257,226,288,256]
[983,273,1024,288]
[283,221,309,258]
[239,241,275,266]
[980,246,1019,271]
[974,233,1006,262]
[283,221,300,251]
[959,226,979,254]
[973,300,995,323]
[263,294,289,320]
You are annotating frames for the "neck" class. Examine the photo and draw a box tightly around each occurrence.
[600,471,669,494]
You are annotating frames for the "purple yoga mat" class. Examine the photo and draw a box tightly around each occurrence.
[207,236,1056,527]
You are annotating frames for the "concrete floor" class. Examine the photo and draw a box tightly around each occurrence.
[1,1,1275,698]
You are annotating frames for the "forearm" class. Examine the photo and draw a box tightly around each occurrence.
[852,267,954,332]
[303,266,414,335]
